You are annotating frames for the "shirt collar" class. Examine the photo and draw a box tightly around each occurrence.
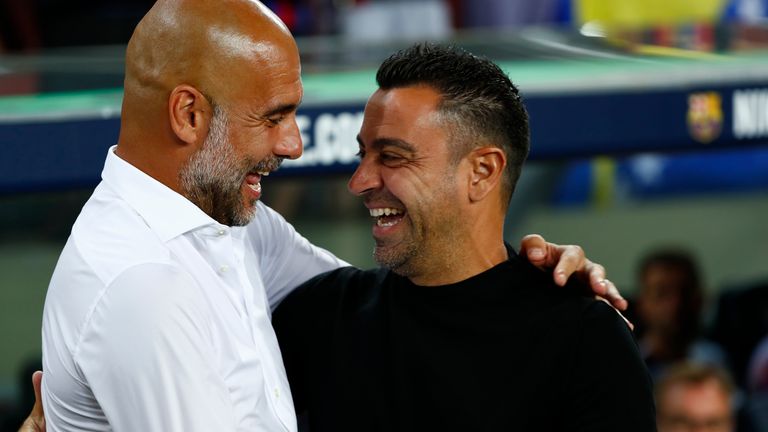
[101,145,224,242]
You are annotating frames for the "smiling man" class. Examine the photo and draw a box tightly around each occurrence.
[39,2,626,432]
[272,43,656,432]
[40,1,346,431]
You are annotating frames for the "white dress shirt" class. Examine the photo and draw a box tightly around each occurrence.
[41,146,347,431]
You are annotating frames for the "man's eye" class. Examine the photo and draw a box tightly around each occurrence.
[380,152,401,162]
[267,115,285,126]
[355,149,366,158]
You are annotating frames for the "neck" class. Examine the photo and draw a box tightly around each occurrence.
[115,90,191,195]
[406,208,507,286]
[115,122,190,196]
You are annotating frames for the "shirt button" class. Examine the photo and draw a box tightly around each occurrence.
[274,387,280,399]
[217,229,226,236]
[219,265,229,273]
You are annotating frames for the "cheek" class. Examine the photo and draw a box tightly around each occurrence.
[231,129,270,158]
[380,169,418,200]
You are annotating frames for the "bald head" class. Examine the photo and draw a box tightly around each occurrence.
[125,0,295,106]
[115,0,303,204]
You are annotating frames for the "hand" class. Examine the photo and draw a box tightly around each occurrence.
[18,371,45,432]
[519,234,634,329]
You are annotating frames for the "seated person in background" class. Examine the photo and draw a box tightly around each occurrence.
[635,247,728,379]
[273,42,656,432]
[655,363,736,432]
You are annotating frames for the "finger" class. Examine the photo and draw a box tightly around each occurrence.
[586,262,609,298]
[595,296,634,331]
[585,262,629,311]
[587,263,607,293]
[31,371,43,419]
[601,279,629,311]
[519,234,547,264]
[552,245,585,287]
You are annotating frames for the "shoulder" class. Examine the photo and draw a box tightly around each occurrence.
[245,202,294,239]
[274,266,389,320]
[68,188,172,286]
[296,266,390,299]
[243,202,307,260]
[501,253,598,320]
[44,192,184,358]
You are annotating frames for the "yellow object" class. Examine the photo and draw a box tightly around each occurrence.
[631,44,726,59]
[592,157,616,209]
[576,0,727,28]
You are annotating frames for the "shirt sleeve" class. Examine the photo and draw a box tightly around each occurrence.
[247,202,350,310]
[74,263,237,432]
[566,301,658,432]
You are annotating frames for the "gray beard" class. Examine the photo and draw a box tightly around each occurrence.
[179,106,280,226]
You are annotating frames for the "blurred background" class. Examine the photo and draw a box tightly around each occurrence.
[1,0,768,431]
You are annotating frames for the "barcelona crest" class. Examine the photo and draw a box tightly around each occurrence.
[687,92,723,143]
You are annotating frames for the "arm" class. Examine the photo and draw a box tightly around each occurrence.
[565,301,657,432]
[247,202,349,309]
[519,234,627,311]
[74,264,236,431]
[249,205,625,312]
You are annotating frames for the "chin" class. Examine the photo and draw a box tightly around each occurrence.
[227,206,258,227]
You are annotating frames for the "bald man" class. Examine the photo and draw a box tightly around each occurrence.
[40,1,622,431]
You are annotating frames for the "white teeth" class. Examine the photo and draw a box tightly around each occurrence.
[377,218,399,227]
[257,171,270,176]
[248,182,261,193]
[369,208,403,217]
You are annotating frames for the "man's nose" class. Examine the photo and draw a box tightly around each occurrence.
[274,117,303,160]
[347,156,380,196]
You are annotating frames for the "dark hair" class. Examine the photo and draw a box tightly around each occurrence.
[376,43,530,204]
[638,249,702,290]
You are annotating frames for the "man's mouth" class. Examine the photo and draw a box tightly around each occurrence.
[244,170,271,197]
[369,207,405,227]
[244,156,283,196]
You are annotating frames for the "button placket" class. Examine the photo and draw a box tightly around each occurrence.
[202,226,249,322]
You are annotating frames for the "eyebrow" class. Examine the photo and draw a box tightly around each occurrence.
[356,135,416,153]
[262,91,304,117]
[262,102,300,118]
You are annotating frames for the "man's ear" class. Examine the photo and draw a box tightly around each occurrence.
[168,84,213,145]
[467,146,506,203]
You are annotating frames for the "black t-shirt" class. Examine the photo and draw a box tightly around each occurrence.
[273,249,656,432]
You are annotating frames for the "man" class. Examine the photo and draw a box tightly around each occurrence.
[41,0,340,429]
[272,43,656,431]
[635,248,727,379]
[39,1,621,431]
[655,363,736,432]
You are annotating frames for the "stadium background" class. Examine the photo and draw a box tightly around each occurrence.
[1,0,768,429]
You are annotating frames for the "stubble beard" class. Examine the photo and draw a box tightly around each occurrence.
[179,107,281,227]
[373,225,421,275]
[372,180,458,281]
